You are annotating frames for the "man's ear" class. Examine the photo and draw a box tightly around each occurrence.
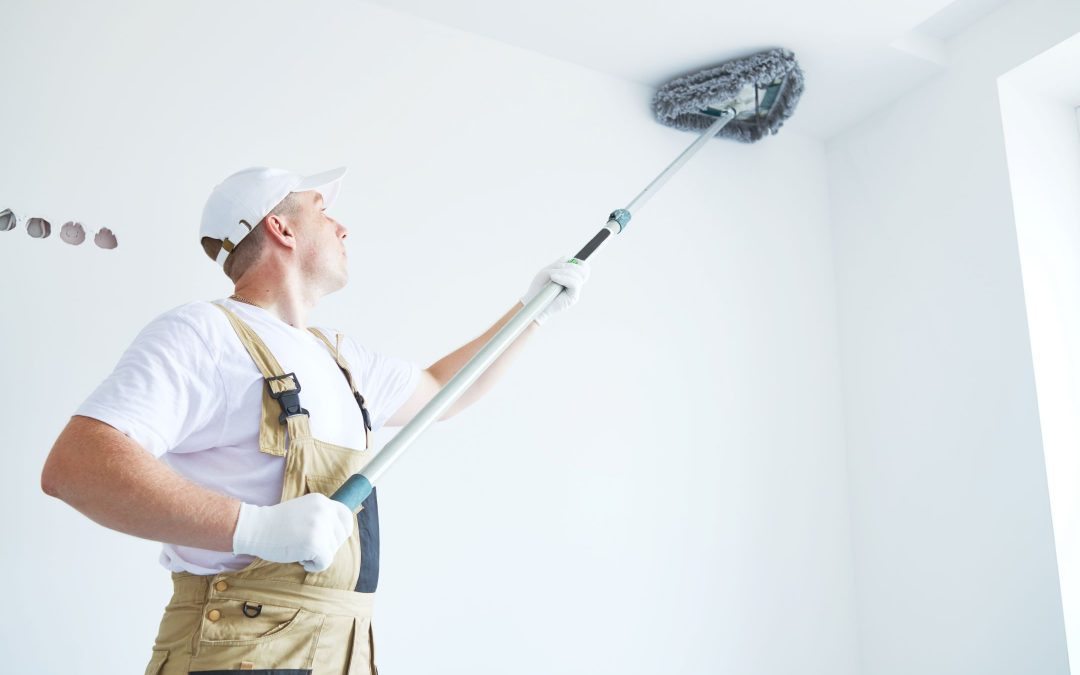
[264,214,297,250]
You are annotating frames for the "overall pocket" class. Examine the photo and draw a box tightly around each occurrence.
[144,649,167,675]
[305,474,354,504]
[188,601,325,673]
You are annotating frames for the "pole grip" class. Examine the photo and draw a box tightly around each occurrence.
[331,474,374,511]
[574,225,614,261]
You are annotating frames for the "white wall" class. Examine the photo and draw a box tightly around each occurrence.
[0,1,857,673]
[826,0,1080,673]
[1000,37,1080,668]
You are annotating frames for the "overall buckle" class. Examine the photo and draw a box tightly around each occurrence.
[266,372,310,424]
[354,391,372,432]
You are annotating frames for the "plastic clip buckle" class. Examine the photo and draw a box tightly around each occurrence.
[354,391,372,432]
[266,372,309,424]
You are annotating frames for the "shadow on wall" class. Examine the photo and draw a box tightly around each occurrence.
[0,208,118,249]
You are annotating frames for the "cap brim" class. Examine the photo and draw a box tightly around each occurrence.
[291,166,347,209]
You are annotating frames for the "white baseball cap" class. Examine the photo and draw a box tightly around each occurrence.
[200,165,347,267]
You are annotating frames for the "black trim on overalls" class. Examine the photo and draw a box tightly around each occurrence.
[352,389,379,593]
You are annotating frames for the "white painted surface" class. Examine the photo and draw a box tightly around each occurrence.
[914,0,1014,39]
[826,0,1079,672]
[1000,32,1080,671]
[0,1,856,673]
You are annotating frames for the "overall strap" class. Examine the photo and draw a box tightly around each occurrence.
[308,327,373,450]
[212,302,313,457]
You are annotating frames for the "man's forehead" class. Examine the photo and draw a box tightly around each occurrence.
[294,190,323,206]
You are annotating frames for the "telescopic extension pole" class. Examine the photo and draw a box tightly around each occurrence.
[331,109,736,510]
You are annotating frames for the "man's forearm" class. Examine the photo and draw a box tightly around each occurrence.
[41,415,240,552]
[429,301,538,417]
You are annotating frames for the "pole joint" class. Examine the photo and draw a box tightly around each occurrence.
[608,209,631,233]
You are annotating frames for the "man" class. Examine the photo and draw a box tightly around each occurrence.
[39,165,590,674]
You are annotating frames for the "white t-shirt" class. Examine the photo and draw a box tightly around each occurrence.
[75,298,421,574]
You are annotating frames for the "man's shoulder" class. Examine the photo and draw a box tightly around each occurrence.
[147,299,230,333]
[129,300,234,359]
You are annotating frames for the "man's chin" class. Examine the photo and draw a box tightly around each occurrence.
[319,275,348,298]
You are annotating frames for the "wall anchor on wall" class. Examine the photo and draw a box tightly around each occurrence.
[0,209,118,249]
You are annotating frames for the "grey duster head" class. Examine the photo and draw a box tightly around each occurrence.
[652,48,805,143]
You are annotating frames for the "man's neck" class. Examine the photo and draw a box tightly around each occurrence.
[232,275,318,331]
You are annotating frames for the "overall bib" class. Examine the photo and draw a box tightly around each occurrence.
[145,302,382,675]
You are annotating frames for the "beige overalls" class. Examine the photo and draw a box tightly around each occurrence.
[145,302,382,675]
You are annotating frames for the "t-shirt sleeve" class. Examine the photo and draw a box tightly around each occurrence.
[340,336,421,431]
[74,311,228,457]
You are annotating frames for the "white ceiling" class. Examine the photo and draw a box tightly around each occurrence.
[370,0,1013,139]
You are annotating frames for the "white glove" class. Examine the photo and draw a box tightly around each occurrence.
[520,257,591,326]
[232,493,355,572]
